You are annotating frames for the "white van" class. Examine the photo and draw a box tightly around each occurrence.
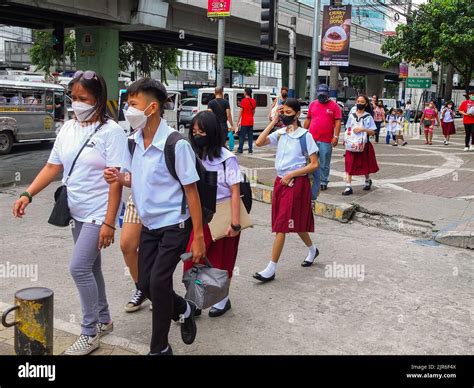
[197,88,272,133]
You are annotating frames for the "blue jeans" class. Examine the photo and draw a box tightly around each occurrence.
[386,132,396,144]
[238,125,253,153]
[316,141,333,186]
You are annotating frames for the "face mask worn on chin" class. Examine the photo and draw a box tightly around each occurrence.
[318,95,329,104]
[193,134,209,149]
[125,104,152,130]
[72,101,95,122]
[281,114,297,126]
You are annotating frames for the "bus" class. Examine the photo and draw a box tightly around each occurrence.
[0,79,67,154]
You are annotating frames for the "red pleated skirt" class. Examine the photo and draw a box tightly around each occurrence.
[184,224,240,278]
[345,142,379,176]
[272,176,314,233]
[441,121,456,136]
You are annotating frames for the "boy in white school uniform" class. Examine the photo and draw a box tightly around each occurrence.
[104,78,205,355]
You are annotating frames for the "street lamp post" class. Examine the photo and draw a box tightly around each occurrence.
[217,18,226,88]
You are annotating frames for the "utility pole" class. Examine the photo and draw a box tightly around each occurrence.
[329,0,340,99]
[309,0,321,101]
[216,18,226,88]
[288,16,296,98]
[401,0,413,106]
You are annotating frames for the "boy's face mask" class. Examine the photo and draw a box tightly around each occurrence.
[125,103,153,130]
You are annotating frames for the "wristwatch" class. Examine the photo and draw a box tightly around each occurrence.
[231,224,241,232]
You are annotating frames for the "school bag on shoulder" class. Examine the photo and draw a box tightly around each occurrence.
[344,113,369,153]
[128,131,218,224]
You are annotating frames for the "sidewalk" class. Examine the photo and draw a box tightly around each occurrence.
[237,125,474,248]
[0,184,472,355]
[0,312,139,355]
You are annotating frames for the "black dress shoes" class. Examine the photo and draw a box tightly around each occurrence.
[209,299,232,318]
[253,272,275,282]
[301,248,320,267]
[180,304,197,345]
[148,345,173,356]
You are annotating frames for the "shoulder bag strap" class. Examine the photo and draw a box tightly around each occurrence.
[65,122,105,185]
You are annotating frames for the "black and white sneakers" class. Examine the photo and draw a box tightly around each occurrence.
[125,289,147,313]
[64,334,100,356]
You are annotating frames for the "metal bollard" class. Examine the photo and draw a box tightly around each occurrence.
[1,287,54,355]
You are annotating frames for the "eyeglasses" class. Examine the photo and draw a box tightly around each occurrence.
[73,70,97,80]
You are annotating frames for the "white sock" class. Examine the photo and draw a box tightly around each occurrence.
[183,302,191,319]
[259,261,277,278]
[304,244,318,263]
[213,296,229,310]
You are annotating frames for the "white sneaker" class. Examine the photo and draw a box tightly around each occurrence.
[64,334,99,356]
[464,147,469,152]
[470,146,473,152]
[97,321,114,338]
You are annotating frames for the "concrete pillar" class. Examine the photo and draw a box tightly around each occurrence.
[75,27,119,101]
[365,74,385,97]
[282,58,308,99]
[282,58,289,93]
[296,58,308,100]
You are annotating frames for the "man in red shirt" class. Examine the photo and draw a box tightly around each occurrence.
[236,87,256,154]
[304,84,342,191]
[459,89,474,151]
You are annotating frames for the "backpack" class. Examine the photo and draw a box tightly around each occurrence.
[222,160,253,213]
[128,131,218,224]
[344,113,369,153]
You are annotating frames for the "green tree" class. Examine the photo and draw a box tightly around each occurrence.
[381,0,473,92]
[224,56,256,77]
[29,30,75,75]
[119,41,180,85]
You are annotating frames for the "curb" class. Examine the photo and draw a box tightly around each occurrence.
[250,183,472,250]
[0,180,14,188]
[251,183,354,223]
[434,231,474,250]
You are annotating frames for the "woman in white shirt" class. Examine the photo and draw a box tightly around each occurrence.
[184,111,242,317]
[12,70,126,356]
[253,98,320,282]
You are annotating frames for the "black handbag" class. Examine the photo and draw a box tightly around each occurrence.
[48,124,103,227]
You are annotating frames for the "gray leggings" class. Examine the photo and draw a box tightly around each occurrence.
[70,220,111,336]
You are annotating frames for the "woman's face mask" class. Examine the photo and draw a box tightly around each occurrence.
[281,113,297,126]
[125,104,153,130]
[72,101,95,122]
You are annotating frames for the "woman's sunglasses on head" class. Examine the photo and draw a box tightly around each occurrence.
[73,70,97,80]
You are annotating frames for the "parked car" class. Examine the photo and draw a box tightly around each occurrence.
[179,97,198,128]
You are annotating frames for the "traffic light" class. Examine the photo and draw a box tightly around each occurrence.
[52,23,64,55]
[260,0,277,48]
